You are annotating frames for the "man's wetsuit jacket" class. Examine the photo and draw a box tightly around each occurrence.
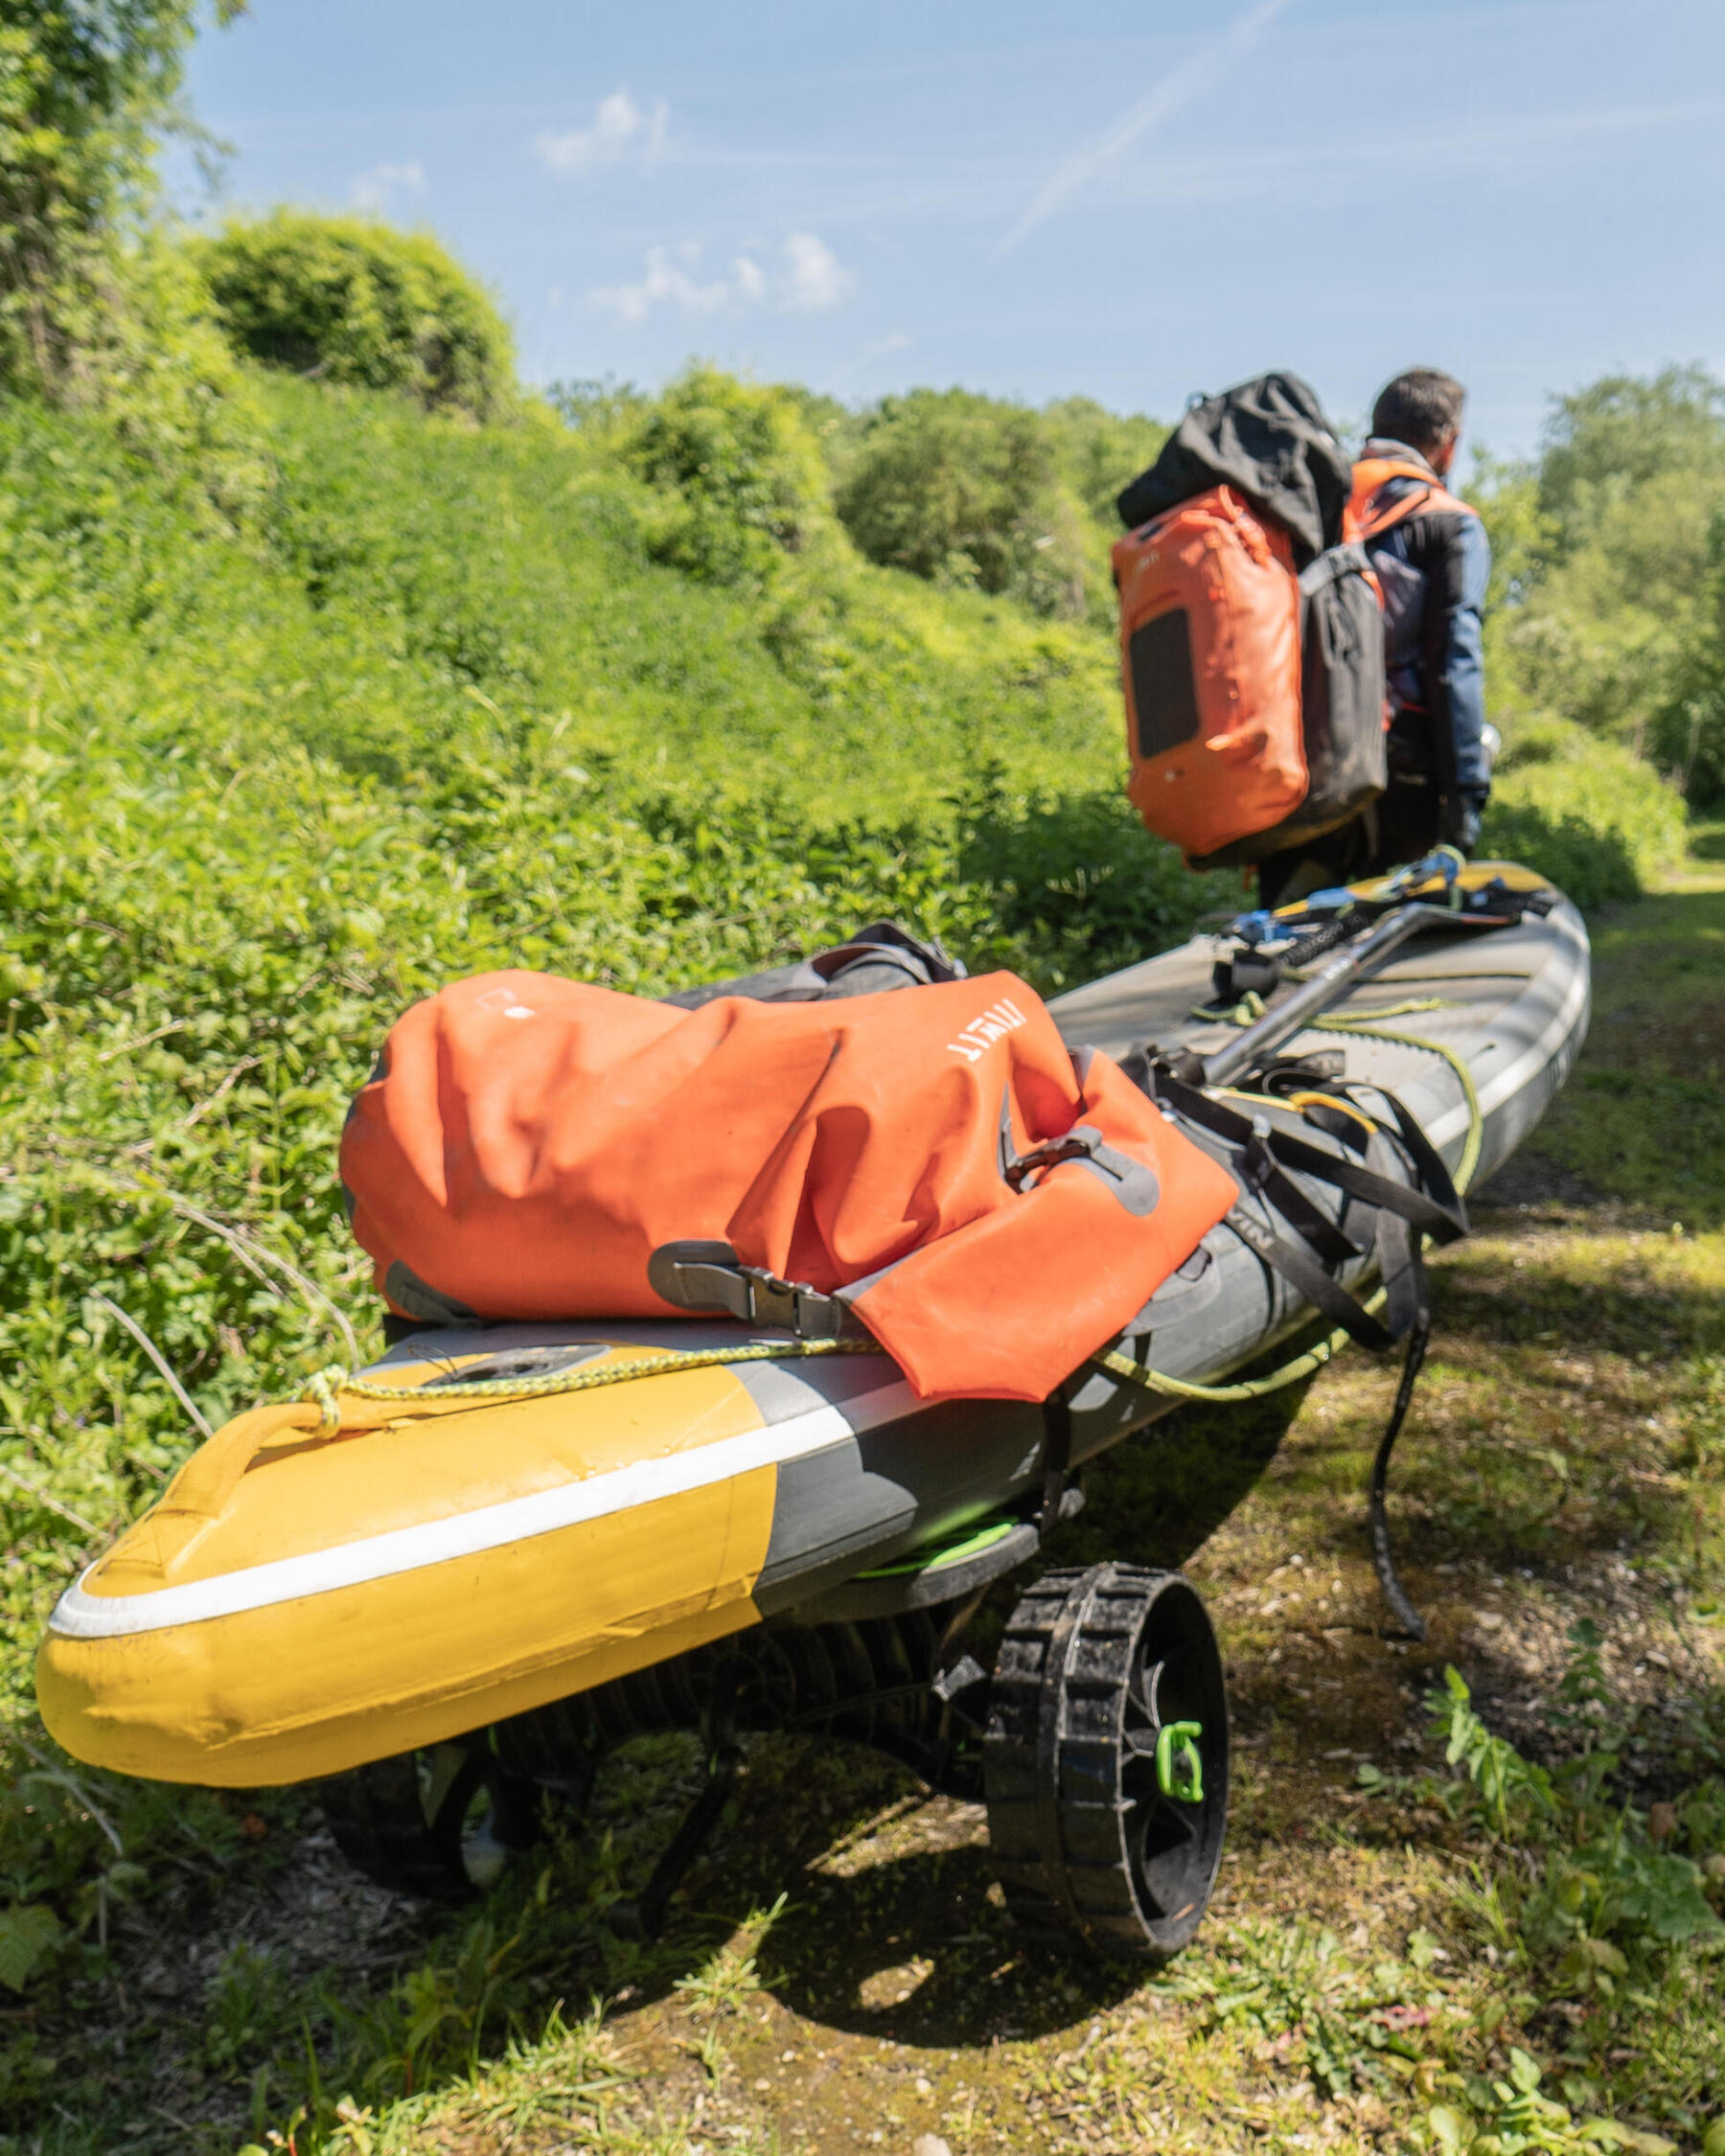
[1355,435,1493,848]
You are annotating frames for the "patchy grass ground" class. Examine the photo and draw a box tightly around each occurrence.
[6,860,1724,2156]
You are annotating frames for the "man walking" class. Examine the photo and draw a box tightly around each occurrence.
[1259,367,1493,904]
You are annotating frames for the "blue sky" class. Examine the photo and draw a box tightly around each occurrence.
[173,0,1725,463]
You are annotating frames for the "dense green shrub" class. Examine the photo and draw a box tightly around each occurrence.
[196,209,515,420]
[602,362,837,586]
[834,388,1107,622]
[827,388,1165,624]
[0,1,263,512]
[1040,394,1168,527]
[1646,504,1725,806]
[1651,688,1725,809]
[836,387,1072,597]
[1483,716,1686,907]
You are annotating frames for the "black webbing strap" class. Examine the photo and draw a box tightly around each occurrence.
[1158,1078,1359,1265]
[1224,1204,1396,1351]
[1145,1056,1454,1640]
[1341,1081,1468,1237]
[1038,1387,1073,1543]
[1238,1131,1361,1269]
[1370,1308,1432,1641]
[1152,1067,1466,1247]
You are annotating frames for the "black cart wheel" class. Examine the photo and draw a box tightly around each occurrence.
[983,1563,1230,1962]
[319,1740,548,1901]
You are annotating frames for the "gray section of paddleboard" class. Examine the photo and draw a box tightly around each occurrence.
[368,900,1591,1616]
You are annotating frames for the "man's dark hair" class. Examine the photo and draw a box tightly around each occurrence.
[1371,368,1466,454]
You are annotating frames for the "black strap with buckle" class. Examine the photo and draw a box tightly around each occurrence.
[646,1240,867,1342]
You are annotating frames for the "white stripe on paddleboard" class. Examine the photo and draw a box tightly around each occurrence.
[48,1376,920,1641]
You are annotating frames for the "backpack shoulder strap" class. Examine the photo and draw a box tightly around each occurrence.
[1350,456,1475,542]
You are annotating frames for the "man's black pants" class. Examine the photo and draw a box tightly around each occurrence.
[1256,768,1443,909]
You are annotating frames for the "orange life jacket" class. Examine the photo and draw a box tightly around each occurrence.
[340,971,1240,1406]
[1350,456,1476,542]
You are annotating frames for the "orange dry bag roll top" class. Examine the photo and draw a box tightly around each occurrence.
[1114,486,1305,863]
[340,969,1240,1406]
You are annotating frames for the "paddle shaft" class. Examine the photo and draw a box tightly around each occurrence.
[1201,905,1450,1088]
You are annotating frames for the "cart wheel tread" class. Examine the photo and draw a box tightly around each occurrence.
[983,1562,1229,1963]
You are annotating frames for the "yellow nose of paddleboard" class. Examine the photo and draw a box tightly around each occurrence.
[37,1348,780,1786]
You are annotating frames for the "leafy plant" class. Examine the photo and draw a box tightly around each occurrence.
[672,1893,786,2019]
[0,0,243,391]
[1173,1917,1435,2098]
[601,362,839,589]
[834,385,1109,621]
[1435,1664,1561,1838]
[0,1898,60,1991]
[1427,1661,1724,1984]
[1430,2047,1675,2154]
[0,1,267,519]
[196,210,516,421]
[1484,721,1685,905]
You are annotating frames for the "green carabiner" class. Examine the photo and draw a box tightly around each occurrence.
[1155,1719,1205,1803]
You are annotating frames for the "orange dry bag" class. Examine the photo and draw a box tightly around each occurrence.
[1114,374,1389,869]
[340,969,1239,1406]
[1115,484,1305,860]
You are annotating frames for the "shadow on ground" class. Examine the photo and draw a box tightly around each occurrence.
[1053,1388,1313,1576]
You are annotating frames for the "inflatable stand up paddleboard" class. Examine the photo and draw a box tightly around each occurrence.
[39,858,1589,1961]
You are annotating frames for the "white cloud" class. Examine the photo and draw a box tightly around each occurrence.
[782,230,852,310]
[589,233,853,323]
[589,243,730,326]
[352,159,427,217]
[826,330,912,393]
[539,89,669,174]
[997,0,1295,255]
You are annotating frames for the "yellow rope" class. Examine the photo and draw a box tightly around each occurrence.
[1331,996,1451,1020]
[298,1337,880,1437]
[1093,1285,1392,1403]
[1306,1016,1484,1197]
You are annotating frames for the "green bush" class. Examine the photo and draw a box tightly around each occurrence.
[1651,689,1725,809]
[1480,366,1725,780]
[832,387,1094,619]
[601,362,837,587]
[196,210,515,420]
[827,387,1165,625]
[1483,716,1686,907]
[0,3,263,510]
[0,0,242,398]
[1647,506,1725,806]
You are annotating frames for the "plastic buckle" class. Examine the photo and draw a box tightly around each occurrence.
[1000,1129,1096,1193]
[736,1266,857,1342]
